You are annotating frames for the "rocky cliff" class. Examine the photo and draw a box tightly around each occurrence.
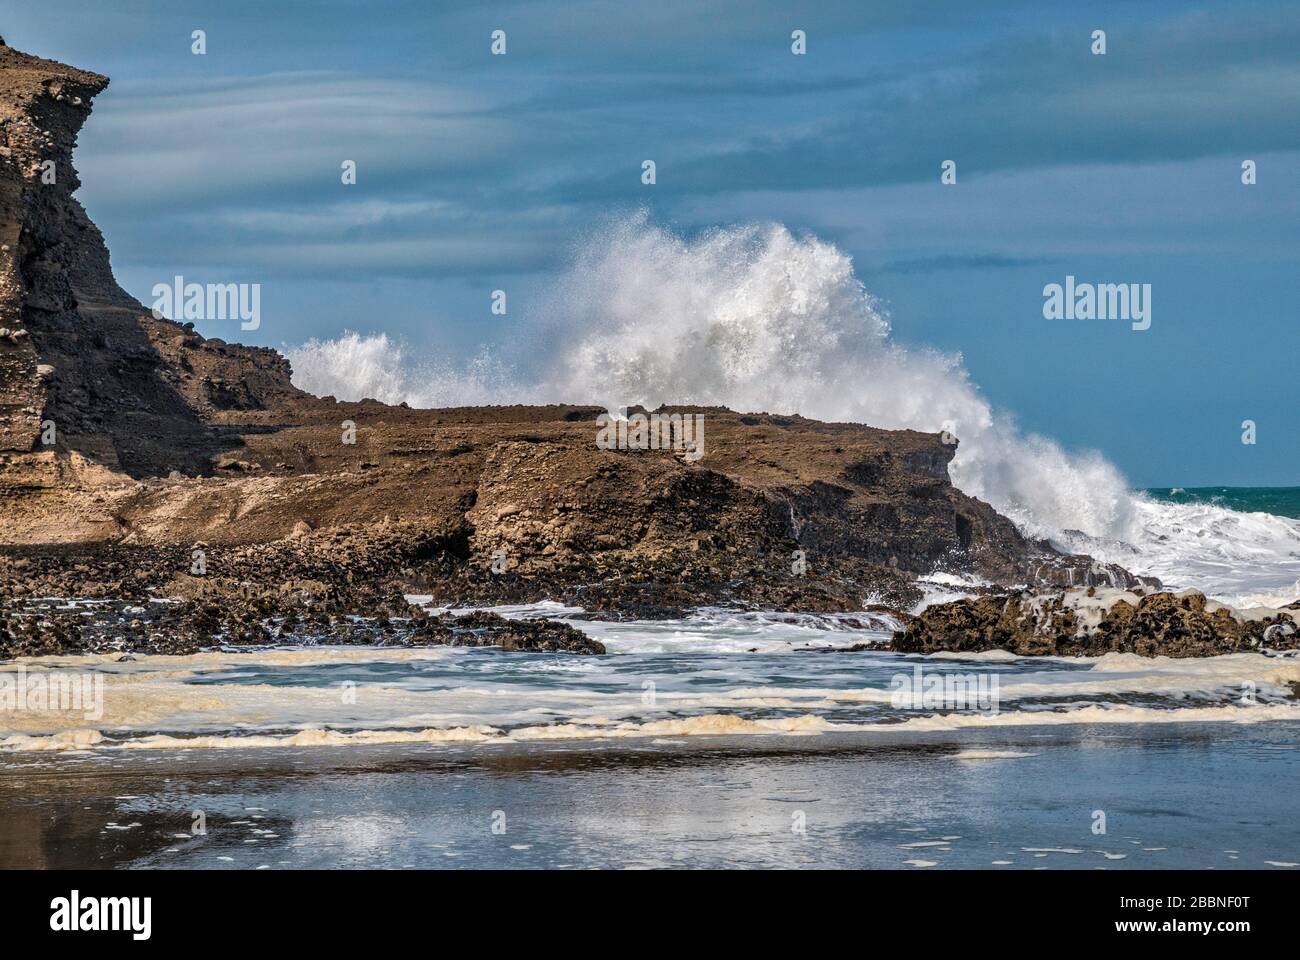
[0,41,1142,639]
[0,39,303,485]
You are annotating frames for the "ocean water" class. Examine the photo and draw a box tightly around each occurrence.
[1145,486,1300,520]
[1062,489,1300,608]
[3,601,1300,868]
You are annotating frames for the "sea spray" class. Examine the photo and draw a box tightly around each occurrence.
[538,213,1135,542]
[285,332,510,409]
[283,214,1300,601]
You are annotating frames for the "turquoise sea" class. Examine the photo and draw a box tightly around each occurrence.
[1145,487,1300,520]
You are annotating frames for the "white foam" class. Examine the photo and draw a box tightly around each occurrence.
[912,573,995,612]
[1061,496,1300,606]
[414,602,899,654]
[6,697,1300,754]
[8,607,1299,755]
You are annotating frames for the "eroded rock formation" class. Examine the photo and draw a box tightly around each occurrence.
[0,42,1164,656]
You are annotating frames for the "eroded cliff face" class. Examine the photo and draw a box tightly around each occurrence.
[0,39,302,487]
[0,41,1132,602]
[0,40,108,453]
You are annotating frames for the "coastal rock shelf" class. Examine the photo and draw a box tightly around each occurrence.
[0,40,1183,658]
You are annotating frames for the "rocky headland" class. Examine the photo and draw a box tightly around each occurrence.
[2,39,1290,660]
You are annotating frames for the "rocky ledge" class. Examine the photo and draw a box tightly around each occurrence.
[0,596,603,660]
[894,587,1300,658]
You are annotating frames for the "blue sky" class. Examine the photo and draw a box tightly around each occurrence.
[6,0,1297,486]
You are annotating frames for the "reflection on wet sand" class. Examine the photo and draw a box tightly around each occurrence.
[3,725,1298,869]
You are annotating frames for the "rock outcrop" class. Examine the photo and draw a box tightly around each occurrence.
[894,588,1300,658]
[0,39,304,487]
[0,42,1157,656]
[0,597,605,659]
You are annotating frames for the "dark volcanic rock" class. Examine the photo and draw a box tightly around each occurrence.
[893,588,1300,658]
[0,596,604,660]
[423,610,605,654]
[0,526,609,657]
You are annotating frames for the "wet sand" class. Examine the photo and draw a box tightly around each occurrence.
[3,722,1298,870]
